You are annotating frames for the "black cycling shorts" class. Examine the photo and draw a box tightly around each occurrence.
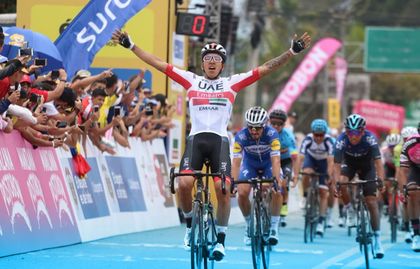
[180,132,231,179]
[341,162,377,197]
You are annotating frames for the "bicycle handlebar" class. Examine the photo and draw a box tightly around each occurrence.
[169,167,227,194]
[299,172,329,178]
[231,177,279,192]
[336,178,380,188]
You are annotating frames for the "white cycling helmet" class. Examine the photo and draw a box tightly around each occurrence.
[245,106,268,128]
[385,133,401,146]
[201,43,227,62]
[401,126,417,139]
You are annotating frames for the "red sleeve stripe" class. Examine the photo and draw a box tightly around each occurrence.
[165,64,192,90]
[231,68,260,93]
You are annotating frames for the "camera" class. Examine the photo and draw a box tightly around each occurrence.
[56,121,67,128]
[18,48,33,57]
[34,58,47,66]
[145,104,154,116]
[114,106,121,117]
[29,93,40,104]
[93,105,100,113]
[51,70,60,81]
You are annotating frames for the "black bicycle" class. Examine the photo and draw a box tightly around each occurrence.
[337,178,380,269]
[385,177,399,243]
[231,172,277,269]
[300,172,326,243]
[169,160,226,269]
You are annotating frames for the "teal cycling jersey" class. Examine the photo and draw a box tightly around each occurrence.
[278,128,297,160]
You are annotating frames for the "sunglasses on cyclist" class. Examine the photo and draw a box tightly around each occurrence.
[248,126,263,131]
[346,129,363,137]
[313,133,325,137]
[270,120,285,127]
[203,54,223,63]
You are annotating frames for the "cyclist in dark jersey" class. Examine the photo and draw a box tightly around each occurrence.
[334,114,385,259]
[112,29,311,260]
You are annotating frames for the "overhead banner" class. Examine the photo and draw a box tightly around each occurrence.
[54,0,151,77]
[335,57,348,103]
[270,38,342,112]
[353,100,405,134]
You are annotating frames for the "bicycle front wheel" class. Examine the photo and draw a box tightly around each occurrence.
[304,191,312,243]
[261,203,271,269]
[250,199,263,269]
[359,204,370,269]
[191,202,204,269]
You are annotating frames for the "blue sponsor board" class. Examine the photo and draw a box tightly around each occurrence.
[70,158,110,219]
[105,157,146,212]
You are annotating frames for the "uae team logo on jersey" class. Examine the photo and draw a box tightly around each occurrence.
[193,98,228,111]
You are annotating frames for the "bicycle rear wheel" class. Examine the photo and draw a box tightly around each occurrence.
[389,192,397,243]
[261,203,271,269]
[250,199,263,269]
[191,202,204,269]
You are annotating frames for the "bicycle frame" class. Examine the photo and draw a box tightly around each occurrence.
[233,176,276,269]
[338,178,379,269]
[169,163,226,269]
[300,172,325,243]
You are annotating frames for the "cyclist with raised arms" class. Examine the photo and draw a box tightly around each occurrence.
[112,29,311,260]
[269,109,298,227]
[399,123,420,252]
[334,114,385,259]
[233,106,282,246]
[293,119,334,236]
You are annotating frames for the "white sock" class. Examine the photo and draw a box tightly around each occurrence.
[271,216,280,230]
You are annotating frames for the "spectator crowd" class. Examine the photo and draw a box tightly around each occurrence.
[0,26,175,177]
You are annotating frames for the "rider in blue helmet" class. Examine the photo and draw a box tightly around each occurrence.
[311,119,328,133]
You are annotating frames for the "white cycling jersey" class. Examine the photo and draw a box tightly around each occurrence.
[165,65,260,137]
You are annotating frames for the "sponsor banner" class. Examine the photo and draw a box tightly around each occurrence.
[270,38,342,112]
[168,119,183,165]
[328,98,341,129]
[353,100,405,135]
[61,157,110,220]
[54,0,151,78]
[56,137,179,242]
[0,132,80,257]
[105,156,146,212]
[334,57,348,103]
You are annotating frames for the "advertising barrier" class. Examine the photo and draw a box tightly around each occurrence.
[0,132,80,257]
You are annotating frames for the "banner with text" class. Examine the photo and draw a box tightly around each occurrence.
[270,38,342,112]
[0,132,80,257]
[353,100,405,135]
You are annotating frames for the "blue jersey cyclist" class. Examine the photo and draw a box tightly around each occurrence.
[334,114,385,259]
[232,106,282,246]
[269,109,298,227]
[293,119,334,236]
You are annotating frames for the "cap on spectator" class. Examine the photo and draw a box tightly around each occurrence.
[20,74,31,84]
[143,87,152,94]
[288,111,298,118]
[75,69,91,78]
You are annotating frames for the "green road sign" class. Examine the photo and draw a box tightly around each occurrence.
[364,27,420,73]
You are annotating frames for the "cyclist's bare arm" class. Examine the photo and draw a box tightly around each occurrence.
[291,154,304,186]
[112,29,168,72]
[271,155,281,184]
[327,156,335,184]
[374,158,385,181]
[232,157,242,182]
[257,32,311,78]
